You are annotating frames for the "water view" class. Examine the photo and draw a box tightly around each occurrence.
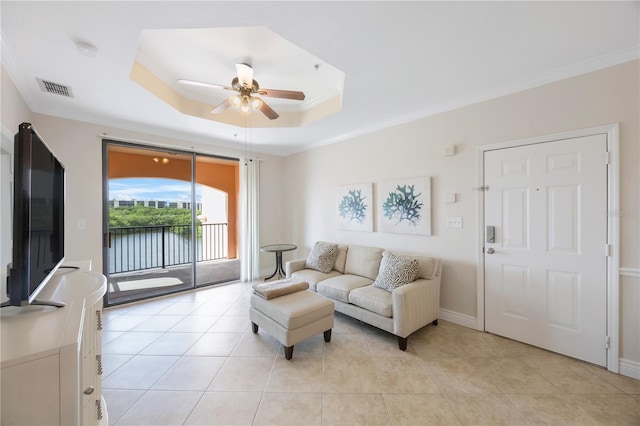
[108,224,228,274]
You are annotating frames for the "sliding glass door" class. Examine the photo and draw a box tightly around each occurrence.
[194,154,240,287]
[103,142,239,306]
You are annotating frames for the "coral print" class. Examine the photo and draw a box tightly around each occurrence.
[382,184,423,226]
[339,189,367,224]
[379,177,431,236]
[336,184,373,232]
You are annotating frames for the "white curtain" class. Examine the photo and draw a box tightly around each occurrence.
[240,158,260,281]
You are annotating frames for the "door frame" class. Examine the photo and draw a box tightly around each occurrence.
[475,124,619,373]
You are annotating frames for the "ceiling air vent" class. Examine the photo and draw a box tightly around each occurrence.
[36,78,74,98]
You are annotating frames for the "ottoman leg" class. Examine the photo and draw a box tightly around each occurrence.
[284,346,294,360]
[251,322,258,334]
[324,329,332,342]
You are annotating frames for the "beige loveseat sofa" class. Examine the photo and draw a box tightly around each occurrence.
[286,244,442,350]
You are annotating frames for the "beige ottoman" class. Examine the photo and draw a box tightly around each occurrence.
[250,289,335,360]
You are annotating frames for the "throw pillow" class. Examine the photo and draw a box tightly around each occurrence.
[305,241,339,274]
[372,251,419,292]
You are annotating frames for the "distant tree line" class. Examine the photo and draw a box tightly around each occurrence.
[109,205,202,228]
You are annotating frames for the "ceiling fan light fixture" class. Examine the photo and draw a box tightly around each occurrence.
[251,97,263,110]
[178,62,305,120]
[240,98,250,113]
[230,95,242,107]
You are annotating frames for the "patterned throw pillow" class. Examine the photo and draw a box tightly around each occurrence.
[305,242,339,274]
[372,251,419,292]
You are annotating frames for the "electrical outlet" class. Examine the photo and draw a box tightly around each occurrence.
[446,217,463,228]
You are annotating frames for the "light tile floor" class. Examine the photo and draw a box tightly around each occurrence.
[101,281,640,425]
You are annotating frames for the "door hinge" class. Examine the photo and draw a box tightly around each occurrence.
[605,336,610,349]
[605,244,613,257]
[474,185,490,191]
[605,151,611,165]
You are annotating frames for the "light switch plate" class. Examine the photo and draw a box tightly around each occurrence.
[446,217,463,228]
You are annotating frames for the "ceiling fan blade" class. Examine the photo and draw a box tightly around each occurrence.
[258,88,305,101]
[236,63,254,88]
[257,99,279,120]
[211,98,232,114]
[177,79,233,91]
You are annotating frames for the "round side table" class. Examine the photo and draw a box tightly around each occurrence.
[260,244,297,281]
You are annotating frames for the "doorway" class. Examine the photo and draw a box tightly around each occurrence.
[477,125,619,371]
[102,142,240,306]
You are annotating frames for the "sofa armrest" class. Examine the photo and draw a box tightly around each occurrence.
[285,258,307,278]
[392,277,441,338]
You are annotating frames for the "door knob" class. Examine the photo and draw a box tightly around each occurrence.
[486,248,495,254]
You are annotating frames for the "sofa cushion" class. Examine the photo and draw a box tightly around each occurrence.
[334,245,349,273]
[291,269,342,292]
[305,241,339,273]
[317,274,373,303]
[372,251,419,292]
[344,245,383,280]
[415,256,436,279]
[349,285,393,318]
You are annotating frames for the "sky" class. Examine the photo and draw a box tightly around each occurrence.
[109,178,202,202]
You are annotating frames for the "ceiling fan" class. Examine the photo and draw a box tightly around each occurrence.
[177,63,305,120]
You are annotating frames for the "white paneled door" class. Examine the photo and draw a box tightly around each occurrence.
[484,135,608,366]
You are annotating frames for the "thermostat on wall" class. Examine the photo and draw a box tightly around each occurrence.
[444,145,457,156]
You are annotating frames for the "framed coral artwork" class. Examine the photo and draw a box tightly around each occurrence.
[336,183,373,232]
[378,176,431,236]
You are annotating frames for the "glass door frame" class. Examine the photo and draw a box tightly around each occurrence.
[101,139,239,307]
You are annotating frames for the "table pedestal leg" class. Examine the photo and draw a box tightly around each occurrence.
[265,251,285,281]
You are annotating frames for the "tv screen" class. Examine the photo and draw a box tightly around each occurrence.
[5,123,65,307]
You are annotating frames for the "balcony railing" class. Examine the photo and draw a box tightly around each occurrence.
[108,223,228,274]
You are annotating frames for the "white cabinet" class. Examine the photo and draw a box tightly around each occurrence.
[0,268,108,425]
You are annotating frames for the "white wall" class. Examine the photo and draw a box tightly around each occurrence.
[283,60,640,369]
[1,66,32,132]
[200,186,227,225]
[0,147,12,303]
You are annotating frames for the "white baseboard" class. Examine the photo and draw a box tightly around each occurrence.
[619,358,640,380]
[439,308,478,330]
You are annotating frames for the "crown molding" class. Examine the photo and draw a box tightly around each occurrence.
[1,32,37,111]
[294,46,640,156]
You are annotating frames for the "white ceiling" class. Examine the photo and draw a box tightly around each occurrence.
[1,1,639,156]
